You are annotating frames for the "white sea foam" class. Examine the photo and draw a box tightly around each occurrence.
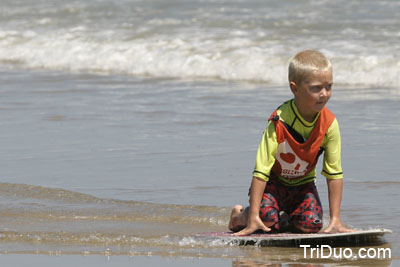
[0,0,399,88]
[1,31,398,88]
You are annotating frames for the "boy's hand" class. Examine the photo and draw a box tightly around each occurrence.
[232,216,270,236]
[233,176,269,236]
[322,217,354,233]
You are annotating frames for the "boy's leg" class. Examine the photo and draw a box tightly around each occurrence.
[228,195,279,233]
[256,179,284,232]
[290,182,323,233]
[229,205,249,232]
[229,180,282,233]
[259,192,280,232]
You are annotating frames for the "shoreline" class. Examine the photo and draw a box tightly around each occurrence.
[0,251,396,267]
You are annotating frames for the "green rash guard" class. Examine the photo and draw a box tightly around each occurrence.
[253,99,344,186]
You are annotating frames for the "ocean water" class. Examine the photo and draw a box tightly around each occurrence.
[0,0,399,266]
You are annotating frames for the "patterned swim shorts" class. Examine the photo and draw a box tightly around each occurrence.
[258,178,323,233]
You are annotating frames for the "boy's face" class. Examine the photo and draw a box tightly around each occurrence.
[290,69,333,121]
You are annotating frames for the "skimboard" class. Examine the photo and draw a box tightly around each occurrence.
[197,228,391,247]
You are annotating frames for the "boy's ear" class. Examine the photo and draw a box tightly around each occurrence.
[289,81,298,95]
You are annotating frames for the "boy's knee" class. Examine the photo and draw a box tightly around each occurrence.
[259,208,280,232]
[259,208,279,223]
[292,211,323,233]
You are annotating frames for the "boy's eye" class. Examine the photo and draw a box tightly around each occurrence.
[310,86,322,92]
[310,84,332,92]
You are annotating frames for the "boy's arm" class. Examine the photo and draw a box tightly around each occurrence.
[321,119,352,232]
[323,178,353,233]
[232,176,270,236]
[233,121,276,236]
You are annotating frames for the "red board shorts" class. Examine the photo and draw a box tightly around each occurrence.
[259,178,323,233]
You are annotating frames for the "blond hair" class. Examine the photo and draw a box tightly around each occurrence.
[288,50,332,84]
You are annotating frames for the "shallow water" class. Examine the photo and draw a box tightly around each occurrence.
[0,181,396,266]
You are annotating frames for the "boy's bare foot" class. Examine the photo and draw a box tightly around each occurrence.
[228,205,246,232]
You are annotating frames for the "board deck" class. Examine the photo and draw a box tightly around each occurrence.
[197,228,392,247]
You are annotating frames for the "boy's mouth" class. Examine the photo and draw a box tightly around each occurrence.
[315,101,327,108]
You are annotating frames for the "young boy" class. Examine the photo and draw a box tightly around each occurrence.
[229,50,352,235]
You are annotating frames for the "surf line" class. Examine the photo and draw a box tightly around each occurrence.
[300,245,392,260]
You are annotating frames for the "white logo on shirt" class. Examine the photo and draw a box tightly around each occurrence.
[276,140,309,178]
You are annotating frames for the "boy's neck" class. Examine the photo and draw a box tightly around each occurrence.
[293,99,319,123]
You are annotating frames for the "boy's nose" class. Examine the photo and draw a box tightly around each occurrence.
[320,88,328,98]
